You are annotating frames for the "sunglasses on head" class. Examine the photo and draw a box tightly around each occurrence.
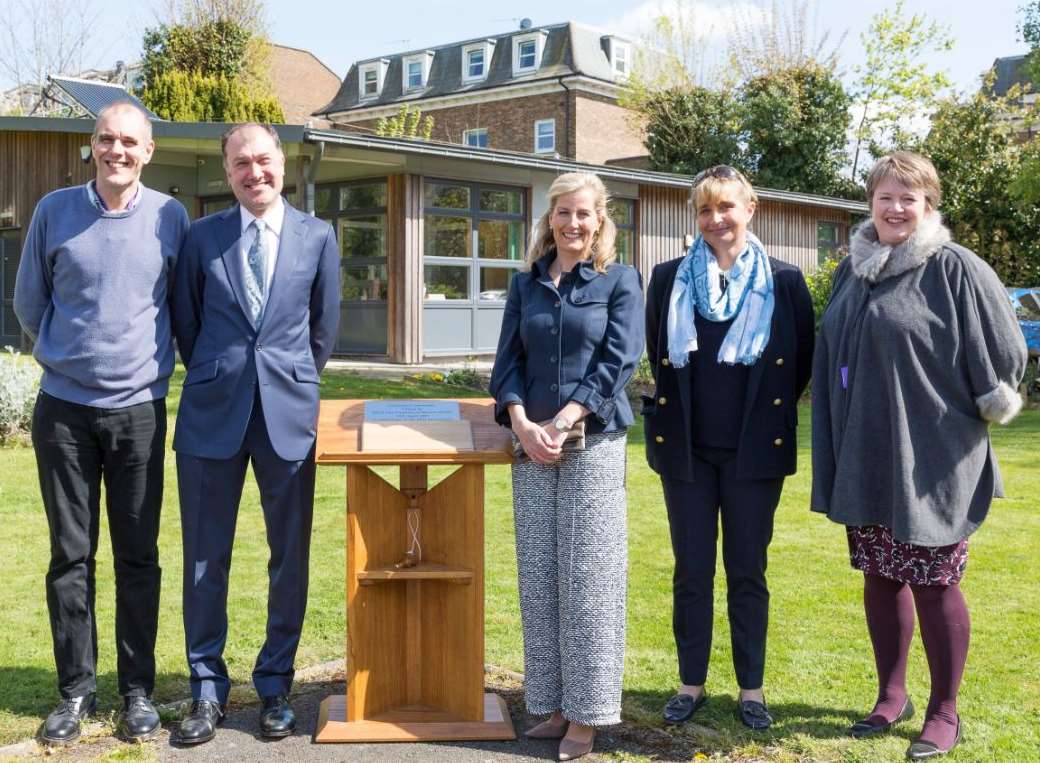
[693,165,741,185]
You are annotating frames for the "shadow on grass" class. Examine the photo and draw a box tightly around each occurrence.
[0,667,190,719]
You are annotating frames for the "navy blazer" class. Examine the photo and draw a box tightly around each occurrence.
[643,256,814,480]
[490,254,645,433]
[171,201,341,461]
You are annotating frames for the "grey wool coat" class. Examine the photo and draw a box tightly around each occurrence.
[811,213,1028,546]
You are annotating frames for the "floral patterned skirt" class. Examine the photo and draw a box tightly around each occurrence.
[847,524,968,586]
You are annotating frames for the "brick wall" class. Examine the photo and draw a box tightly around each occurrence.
[335,89,649,164]
[572,92,647,165]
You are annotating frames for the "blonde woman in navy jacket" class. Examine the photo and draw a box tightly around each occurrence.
[643,166,813,730]
[490,172,643,761]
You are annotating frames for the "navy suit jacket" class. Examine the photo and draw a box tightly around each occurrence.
[172,201,340,461]
[643,256,814,481]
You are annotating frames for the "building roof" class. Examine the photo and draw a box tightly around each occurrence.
[316,21,631,118]
[48,76,157,118]
[267,43,341,125]
[989,55,1034,97]
[0,115,868,213]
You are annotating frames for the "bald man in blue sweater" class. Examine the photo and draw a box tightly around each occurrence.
[14,101,188,746]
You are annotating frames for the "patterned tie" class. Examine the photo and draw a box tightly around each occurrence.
[245,219,268,322]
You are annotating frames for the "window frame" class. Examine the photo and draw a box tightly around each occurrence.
[534,119,555,154]
[358,59,389,100]
[463,127,488,148]
[512,30,546,76]
[611,40,631,77]
[461,40,494,82]
[401,51,433,92]
[422,178,527,304]
[817,221,841,266]
[608,197,637,265]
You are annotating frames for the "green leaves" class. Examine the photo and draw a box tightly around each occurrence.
[374,105,434,141]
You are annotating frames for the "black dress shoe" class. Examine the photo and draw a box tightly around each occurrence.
[41,694,97,745]
[907,716,961,760]
[850,697,915,738]
[259,694,295,738]
[737,699,773,730]
[662,692,708,724]
[178,699,225,745]
[119,696,161,742]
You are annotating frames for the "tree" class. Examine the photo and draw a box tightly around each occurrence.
[742,63,852,196]
[641,87,747,175]
[374,104,433,141]
[0,0,101,114]
[849,0,954,179]
[916,85,1040,285]
[138,10,283,123]
[725,0,842,82]
[1020,1,1040,83]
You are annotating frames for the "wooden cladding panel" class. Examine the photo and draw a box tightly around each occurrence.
[387,173,423,363]
[637,184,853,280]
[0,131,94,230]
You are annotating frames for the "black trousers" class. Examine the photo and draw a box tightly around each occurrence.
[662,447,784,689]
[32,392,165,698]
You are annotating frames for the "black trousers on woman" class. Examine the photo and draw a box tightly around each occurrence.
[662,447,784,689]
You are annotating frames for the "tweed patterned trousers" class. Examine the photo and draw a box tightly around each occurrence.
[511,431,629,726]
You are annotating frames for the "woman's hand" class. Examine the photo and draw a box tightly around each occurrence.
[508,405,562,464]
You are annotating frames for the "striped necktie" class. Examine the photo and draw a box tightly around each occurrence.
[245,219,268,322]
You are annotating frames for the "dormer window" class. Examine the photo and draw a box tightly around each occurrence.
[462,40,495,83]
[512,31,547,76]
[358,58,389,100]
[612,41,630,76]
[402,51,434,92]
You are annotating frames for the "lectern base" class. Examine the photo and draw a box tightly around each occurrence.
[314,693,516,742]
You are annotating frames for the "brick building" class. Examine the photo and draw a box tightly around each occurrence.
[314,21,648,165]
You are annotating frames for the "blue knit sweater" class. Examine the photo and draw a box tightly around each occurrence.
[14,184,190,408]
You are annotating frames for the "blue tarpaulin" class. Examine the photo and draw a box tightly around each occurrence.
[1008,287,1040,355]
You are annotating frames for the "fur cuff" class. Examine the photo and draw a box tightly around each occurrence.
[976,382,1023,425]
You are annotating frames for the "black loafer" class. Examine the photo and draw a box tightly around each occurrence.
[177,699,225,745]
[119,695,161,742]
[41,694,97,745]
[259,694,295,738]
[738,699,773,730]
[907,716,961,760]
[662,692,707,724]
[850,697,915,738]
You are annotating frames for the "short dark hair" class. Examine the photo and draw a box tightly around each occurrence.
[92,100,153,143]
[220,122,282,158]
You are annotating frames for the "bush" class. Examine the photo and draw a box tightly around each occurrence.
[806,253,842,331]
[0,347,39,444]
[443,368,485,390]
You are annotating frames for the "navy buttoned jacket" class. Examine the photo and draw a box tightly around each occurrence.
[643,255,814,480]
[490,254,645,433]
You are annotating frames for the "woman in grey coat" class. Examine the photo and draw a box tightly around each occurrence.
[812,152,1027,760]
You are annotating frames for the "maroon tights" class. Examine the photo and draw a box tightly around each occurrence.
[863,573,969,750]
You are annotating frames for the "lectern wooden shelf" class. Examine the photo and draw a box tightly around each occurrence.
[313,398,516,743]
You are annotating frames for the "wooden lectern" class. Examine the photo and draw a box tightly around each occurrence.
[313,398,516,743]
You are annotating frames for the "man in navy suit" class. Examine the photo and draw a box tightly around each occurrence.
[171,123,340,744]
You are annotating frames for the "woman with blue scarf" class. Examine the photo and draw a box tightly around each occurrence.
[643,166,814,730]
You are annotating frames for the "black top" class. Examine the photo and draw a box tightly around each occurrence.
[689,311,749,449]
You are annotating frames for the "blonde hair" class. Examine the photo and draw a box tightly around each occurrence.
[525,172,618,273]
[865,152,942,209]
[690,165,758,210]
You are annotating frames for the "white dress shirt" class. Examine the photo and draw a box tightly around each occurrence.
[239,198,284,294]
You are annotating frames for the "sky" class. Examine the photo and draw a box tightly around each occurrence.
[32,0,1036,94]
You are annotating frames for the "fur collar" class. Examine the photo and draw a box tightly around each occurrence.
[850,213,951,283]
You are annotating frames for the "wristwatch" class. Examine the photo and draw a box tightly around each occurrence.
[552,417,571,433]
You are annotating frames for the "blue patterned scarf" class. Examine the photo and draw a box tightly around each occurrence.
[666,232,774,367]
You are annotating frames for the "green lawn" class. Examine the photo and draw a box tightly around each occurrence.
[0,371,1037,762]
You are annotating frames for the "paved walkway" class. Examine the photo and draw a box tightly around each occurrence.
[4,670,687,762]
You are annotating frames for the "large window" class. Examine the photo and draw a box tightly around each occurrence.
[467,49,484,78]
[1,228,21,346]
[608,198,636,265]
[317,181,388,302]
[423,180,525,302]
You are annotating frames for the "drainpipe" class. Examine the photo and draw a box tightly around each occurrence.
[558,76,571,159]
[301,140,325,215]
